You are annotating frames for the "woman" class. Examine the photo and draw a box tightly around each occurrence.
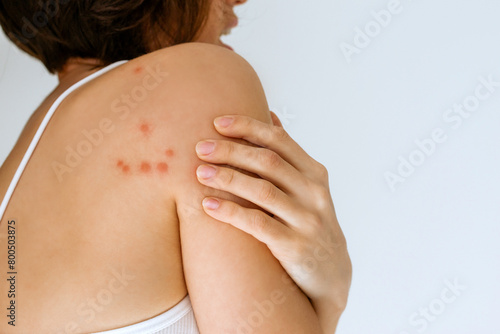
[0,1,352,333]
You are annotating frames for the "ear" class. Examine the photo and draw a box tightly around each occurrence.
[270,110,283,128]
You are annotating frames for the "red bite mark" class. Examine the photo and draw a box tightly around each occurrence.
[140,162,152,173]
[140,123,151,136]
[157,162,169,173]
[117,160,130,174]
[134,66,144,74]
[165,149,174,157]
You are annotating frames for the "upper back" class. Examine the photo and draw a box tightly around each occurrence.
[0,42,238,333]
[0,42,323,333]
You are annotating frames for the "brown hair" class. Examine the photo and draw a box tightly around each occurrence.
[0,0,210,74]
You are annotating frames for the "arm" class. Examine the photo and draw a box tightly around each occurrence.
[164,43,324,333]
[192,107,352,332]
[193,111,352,334]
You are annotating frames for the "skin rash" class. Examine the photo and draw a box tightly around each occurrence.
[116,159,171,175]
[51,112,175,180]
[139,122,152,136]
[134,65,144,75]
[50,62,176,182]
[114,122,174,176]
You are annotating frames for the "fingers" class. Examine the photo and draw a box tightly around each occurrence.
[201,196,292,246]
[270,111,283,128]
[196,139,308,195]
[213,115,324,177]
[196,164,304,228]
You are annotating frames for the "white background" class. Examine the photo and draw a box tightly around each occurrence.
[1,0,499,333]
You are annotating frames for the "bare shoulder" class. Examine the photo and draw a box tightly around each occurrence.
[134,41,261,79]
[101,41,271,138]
[57,42,270,185]
[115,41,266,106]
[134,44,324,332]
[130,41,270,120]
[128,42,273,192]
[96,41,273,190]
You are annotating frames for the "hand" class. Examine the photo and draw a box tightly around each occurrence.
[195,112,352,310]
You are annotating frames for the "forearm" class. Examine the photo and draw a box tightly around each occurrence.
[311,297,345,334]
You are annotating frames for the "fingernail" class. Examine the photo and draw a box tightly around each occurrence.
[203,198,220,210]
[196,141,216,155]
[214,117,234,128]
[197,165,217,179]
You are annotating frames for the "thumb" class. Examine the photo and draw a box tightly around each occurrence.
[270,111,284,128]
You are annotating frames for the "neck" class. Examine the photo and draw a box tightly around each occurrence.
[57,58,104,84]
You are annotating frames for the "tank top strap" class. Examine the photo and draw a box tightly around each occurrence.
[0,60,129,222]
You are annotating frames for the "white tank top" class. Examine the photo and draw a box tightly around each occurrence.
[0,60,200,334]
[91,294,200,334]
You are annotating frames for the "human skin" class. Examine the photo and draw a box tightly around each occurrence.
[0,0,351,333]
[196,113,352,332]
[0,43,324,333]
